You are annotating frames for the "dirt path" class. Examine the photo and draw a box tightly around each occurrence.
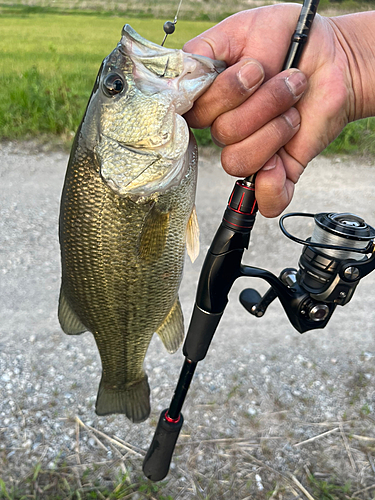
[1,141,375,498]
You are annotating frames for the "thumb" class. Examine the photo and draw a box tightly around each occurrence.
[183,35,217,59]
[183,16,245,63]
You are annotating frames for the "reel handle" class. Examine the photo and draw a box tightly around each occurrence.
[240,287,277,317]
[142,410,184,481]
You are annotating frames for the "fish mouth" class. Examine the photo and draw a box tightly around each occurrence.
[97,26,226,198]
[121,23,226,72]
[120,24,226,114]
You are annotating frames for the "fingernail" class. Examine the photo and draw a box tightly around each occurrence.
[285,70,307,97]
[282,107,300,128]
[262,154,278,171]
[238,62,264,91]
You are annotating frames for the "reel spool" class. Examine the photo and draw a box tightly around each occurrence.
[280,212,375,306]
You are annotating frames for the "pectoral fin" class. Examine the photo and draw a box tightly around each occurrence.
[156,298,184,353]
[58,287,87,335]
[186,205,200,263]
[138,205,170,263]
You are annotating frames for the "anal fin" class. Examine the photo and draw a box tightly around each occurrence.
[95,375,150,423]
[156,298,184,354]
[58,287,87,335]
[186,205,200,263]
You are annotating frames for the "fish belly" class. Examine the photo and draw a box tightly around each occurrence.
[58,139,197,422]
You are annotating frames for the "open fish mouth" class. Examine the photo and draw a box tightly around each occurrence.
[120,24,226,114]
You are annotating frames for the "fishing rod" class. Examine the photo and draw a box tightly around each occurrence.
[143,0,375,481]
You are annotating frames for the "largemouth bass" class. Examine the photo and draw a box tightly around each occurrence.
[58,25,225,423]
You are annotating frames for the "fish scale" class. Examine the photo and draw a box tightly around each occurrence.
[58,25,225,423]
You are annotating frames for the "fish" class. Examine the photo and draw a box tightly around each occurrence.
[58,25,225,423]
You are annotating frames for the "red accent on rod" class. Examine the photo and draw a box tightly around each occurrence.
[238,192,245,211]
[223,218,255,229]
[227,206,254,216]
[228,189,234,206]
[250,199,257,214]
[165,411,181,424]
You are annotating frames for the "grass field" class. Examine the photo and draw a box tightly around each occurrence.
[0,4,375,153]
[0,9,216,144]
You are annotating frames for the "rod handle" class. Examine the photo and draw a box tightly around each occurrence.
[142,410,184,481]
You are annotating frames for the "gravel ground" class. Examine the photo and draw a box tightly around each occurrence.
[1,141,375,498]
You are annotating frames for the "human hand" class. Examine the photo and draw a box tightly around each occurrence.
[184,4,365,217]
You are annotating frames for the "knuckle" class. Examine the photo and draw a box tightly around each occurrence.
[221,147,245,176]
[212,117,238,146]
[266,78,296,110]
[191,106,212,128]
[221,145,256,177]
[266,119,292,145]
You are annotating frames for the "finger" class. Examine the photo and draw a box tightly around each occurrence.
[255,148,305,217]
[183,6,302,76]
[183,17,241,62]
[184,59,264,129]
[278,147,305,184]
[211,69,307,146]
[255,155,296,218]
[221,107,301,177]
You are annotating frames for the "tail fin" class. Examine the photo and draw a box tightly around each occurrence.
[95,375,150,423]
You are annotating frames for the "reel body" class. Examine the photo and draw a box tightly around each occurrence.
[241,211,375,333]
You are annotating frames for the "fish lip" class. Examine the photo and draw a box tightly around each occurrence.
[121,24,177,54]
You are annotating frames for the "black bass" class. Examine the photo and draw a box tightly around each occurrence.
[58,25,225,423]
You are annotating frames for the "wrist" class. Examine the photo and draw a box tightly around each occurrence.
[329,12,375,121]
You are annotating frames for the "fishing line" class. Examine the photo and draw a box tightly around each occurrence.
[161,0,184,46]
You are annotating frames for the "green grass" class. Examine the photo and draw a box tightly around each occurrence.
[324,117,375,157]
[0,10,215,144]
[0,469,175,500]
[0,465,372,500]
[0,6,374,155]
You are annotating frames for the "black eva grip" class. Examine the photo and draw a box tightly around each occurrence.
[142,410,184,481]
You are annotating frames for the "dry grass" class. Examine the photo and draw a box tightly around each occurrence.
[2,411,375,499]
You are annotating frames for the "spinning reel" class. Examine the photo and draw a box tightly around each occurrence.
[241,210,375,333]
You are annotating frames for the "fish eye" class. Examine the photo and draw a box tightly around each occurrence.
[102,73,125,97]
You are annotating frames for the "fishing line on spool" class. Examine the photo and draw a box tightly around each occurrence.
[279,212,375,256]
